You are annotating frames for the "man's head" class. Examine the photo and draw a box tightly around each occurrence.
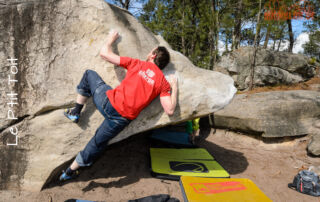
[147,46,170,70]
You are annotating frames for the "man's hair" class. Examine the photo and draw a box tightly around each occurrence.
[153,46,170,70]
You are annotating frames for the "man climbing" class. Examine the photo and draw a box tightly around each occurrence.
[59,30,178,181]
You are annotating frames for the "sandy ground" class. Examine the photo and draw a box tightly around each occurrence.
[1,129,320,202]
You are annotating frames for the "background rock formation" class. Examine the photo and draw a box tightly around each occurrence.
[214,90,320,155]
[0,0,236,191]
[214,90,320,137]
[214,47,316,90]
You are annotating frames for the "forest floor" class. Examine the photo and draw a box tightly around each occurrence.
[1,129,319,202]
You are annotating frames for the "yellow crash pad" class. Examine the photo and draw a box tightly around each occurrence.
[180,176,271,202]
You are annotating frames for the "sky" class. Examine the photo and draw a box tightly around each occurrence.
[105,0,315,54]
[290,19,311,53]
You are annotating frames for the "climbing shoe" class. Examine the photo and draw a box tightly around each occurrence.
[59,170,79,181]
[64,108,80,123]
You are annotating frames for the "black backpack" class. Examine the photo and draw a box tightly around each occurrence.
[128,194,179,202]
[288,170,320,197]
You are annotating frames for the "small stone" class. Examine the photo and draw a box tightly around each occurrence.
[308,134,320,156]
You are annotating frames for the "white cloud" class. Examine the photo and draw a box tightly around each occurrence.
[218,40,232,55]
[293,32,309,54]
[263,33,309,53]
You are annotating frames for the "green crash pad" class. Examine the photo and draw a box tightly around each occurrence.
[150,148,229,180]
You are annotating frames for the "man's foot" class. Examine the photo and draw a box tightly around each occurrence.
[59,170,79,181]
[64,108,80,123]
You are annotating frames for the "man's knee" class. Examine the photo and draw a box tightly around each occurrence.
[85,69,97,76]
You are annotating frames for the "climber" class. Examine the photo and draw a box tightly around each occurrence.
[59,30,178,181]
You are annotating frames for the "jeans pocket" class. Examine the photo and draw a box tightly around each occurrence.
[103,98,131,124]
[103,99,120,118]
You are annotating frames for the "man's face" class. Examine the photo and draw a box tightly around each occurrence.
[146,47,157,62]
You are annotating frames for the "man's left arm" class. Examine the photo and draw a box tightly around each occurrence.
[160,75,178,116]
[100,30,120,66]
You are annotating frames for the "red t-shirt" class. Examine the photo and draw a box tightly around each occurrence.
[106,57,171,120]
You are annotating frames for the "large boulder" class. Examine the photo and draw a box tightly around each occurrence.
[214,47,316,90]
[0,0,236,191]
[214,90,320,140]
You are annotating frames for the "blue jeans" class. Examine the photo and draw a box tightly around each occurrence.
[75,69,131,166]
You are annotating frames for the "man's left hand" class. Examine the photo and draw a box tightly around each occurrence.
[107,30,119,45]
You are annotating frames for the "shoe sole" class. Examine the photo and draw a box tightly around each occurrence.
[64,110,79,123]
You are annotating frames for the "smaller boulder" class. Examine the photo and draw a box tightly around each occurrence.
[214,90,320,138]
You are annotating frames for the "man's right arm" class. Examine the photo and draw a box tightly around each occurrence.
[100,30,120,66]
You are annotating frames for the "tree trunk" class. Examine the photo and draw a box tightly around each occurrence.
[120,0,130,10]
[209,0,216,70]
[276,25,284,51]
[232,0,243,50]
[277,38,282,51]
[249,0,262,90]
[272,38,276,50]
[225,33,229,52]
[189,7,197,58]
[181,0,186,55]
[231,29,235,51]
[263,22,272,48]
[287,19,294,52]
[213,0,220,66]
[209,31,214,70]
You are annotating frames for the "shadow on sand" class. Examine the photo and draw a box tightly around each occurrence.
[44,130,248,192]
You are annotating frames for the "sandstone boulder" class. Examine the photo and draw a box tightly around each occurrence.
[214,90,320,138]
[214,47,316,90]
[0,0,236,191]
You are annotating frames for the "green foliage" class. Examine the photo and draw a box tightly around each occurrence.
[303,0,320,30]
[139,0,219,69]
[303,31,320,61]
[308,57,317,65]
[105,0,319,68]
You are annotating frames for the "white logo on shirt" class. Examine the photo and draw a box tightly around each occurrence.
[146,69,155,78]
[138,69,155,86]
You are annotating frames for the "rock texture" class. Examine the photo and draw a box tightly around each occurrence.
[308,134,320,156]
[214,47,316,90]
[214,90,320,139]
[0,0,236,191]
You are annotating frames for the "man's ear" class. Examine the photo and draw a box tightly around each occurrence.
[151,53,157,60]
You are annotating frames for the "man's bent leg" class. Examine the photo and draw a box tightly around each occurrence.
[65,70,107,123]
[76,116,130,166]
[76,69,106,98]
